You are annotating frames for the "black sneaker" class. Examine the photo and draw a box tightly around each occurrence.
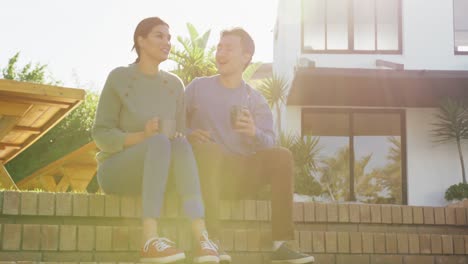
[271,243,315,264]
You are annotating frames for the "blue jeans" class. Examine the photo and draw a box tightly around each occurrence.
[97,134,204,219]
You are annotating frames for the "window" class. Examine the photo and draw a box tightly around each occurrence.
[302,0,402,54]
[302,109,406,204]
[454,0,468,54]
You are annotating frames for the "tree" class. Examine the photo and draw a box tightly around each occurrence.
[431,98,468,184]
[279,132,323,195]
[169,23,217,85]
[256,74,289,135]
[1,52,98,182]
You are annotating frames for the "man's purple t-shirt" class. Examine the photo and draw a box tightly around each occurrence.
[185,75,275,155]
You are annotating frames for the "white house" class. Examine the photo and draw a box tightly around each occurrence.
[274,0,468,206]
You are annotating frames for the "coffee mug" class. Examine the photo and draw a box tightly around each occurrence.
[230,105,249,128]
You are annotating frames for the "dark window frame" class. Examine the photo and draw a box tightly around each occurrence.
[453,0,468,55]
[301,108,408,205]
[301,0,403,54]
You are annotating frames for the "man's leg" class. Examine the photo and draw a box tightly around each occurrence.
[250,147,295,240]
[191,143,225,238]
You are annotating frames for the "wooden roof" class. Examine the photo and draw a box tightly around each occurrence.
[17,141,98,192]
[0,79,85,164]
[288,68,468,107]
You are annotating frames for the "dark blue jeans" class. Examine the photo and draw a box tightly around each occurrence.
[97,134,204,219]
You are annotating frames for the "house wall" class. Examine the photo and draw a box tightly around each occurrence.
[276,0,468,206]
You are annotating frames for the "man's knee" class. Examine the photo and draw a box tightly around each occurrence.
[191,142,224,156]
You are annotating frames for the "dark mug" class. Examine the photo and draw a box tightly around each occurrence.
[230,105,248,128]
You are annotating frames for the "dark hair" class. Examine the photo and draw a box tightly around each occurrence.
[220,27,255,68]
[132,17,169,63]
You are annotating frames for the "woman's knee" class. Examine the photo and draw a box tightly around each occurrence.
[171,137,193,154]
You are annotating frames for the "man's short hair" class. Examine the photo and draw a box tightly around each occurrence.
[220,28,255,67]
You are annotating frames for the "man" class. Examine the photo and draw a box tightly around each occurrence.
[185,28,314,264]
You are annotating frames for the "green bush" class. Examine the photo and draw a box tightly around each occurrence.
[445,183,468,201]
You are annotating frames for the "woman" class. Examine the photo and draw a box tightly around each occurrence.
[92,17,219,264]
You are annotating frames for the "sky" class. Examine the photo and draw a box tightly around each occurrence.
[0,0,279,90]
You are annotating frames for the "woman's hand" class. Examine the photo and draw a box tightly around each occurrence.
[144,117,159,138]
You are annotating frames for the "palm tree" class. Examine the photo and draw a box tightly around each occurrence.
[431,98,468,184]
[256,74,289,135]
[169,23,217,85]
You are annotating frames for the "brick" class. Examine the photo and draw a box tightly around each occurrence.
[374,233,386,254]
[424,207,435,224]
[41,225,58,250]
[397,233,409,254]
[0,252,41,261]
[112,226,129,251]
[362,232,374,253]
[2,191,19,215]
[456,208,467,225]
[20,192,37,215]
[105,195,120,217]
[325,232,337,253]
[120,195,136,218]
[315,203,327,222]
[88,194,105,217]
[381,205,392,224]
[96,226,112,251]
[338,203,349,222]
[304,202,315,222]
[78,226,95,251]
[446,207,456,225]
[327,203,338,222]
[2,224,21,250]
[243,200,256,221]
[259,230,271,252]
[404,256,434,264]
[435,256,468,264]
[38,192,55,216]
[176,224,191,251]
[312,231,325,253]
[360,204,371,223]
[432,235,444,254]
[256,200,269,221]
[370,204,382,223]
[231,200,244,220]
[349,232,362,253]
[163,192,179,218]
[72,193,88,217]
[349,204,360,223]
[441,235,454,254]
[247,229,260,251]
[129,227,142,251]
[337,232,350,253]
[293,202,304,222]
[386,233,397,253]
[234,230,247,251]
[313,254,336,264]
[42,252,94,262]
[420,234,431,254]
[337,254,370,264]
[135,196,142,218]
[220,200,231,220]
[402,206,413,224]
[465,235,468,255]
[22,224,40,250]
[55,193,72,216]
[409,234,420,254]
[60,225,77,250]
[222,229,234,251]
[299,231,312,253]
[453,235,465,254]
[371,255,403,264]
[413,207,424,224]
[434,207,446,225]
[391,206,402,224]
[93,252,137,262]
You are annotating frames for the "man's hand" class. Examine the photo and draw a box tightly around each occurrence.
[187,129,213,144]
[234,109,256,137]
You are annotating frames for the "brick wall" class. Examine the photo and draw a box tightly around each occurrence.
[0,191,467,263]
